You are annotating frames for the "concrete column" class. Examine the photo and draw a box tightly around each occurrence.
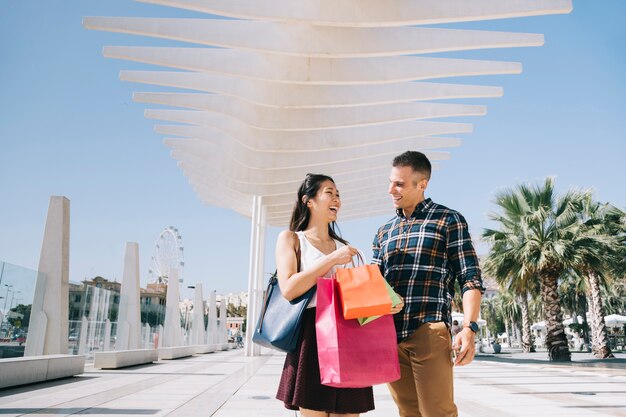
[253,202,267,354]
[162,269,182,347]
[219,296,228,343]
[25,196,70,356]
[143,323,151,349]
[78,316,88,355]
[245,196,260,355]
[103,319,112,351]
[116,242,142,350]
[157,324,163,348]
[192,283,206,345]
[245,196,267,356]
[207,290,218,345]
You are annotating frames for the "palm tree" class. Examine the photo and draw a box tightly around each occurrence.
[480,297,504,342]
[495,290,522,348]
[483,178,602,361]
[483,246,539,353]
[576,197,626,358]
[602,280,626,314]
[558,275,591,349]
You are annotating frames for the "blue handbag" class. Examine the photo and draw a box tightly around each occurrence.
[252,271,315,352]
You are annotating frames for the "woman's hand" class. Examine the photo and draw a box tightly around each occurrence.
[329,245,360,265]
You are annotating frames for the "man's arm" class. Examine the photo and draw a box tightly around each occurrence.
[446,212,484,366]
[453,288,481,366]
[373,228,404,314]
[372,230,382,269]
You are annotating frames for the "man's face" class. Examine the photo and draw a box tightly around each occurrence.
[388,165,428,213]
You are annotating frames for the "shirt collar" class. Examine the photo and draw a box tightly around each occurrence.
[396,198,433,219]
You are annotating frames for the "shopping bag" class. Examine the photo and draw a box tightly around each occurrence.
[252,272,315,352]
[316,278,400,388]
[335,263,392,319]
[358,280,403,326]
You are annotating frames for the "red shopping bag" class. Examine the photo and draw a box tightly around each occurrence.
[335,264,392,320]
[315,277,400,388]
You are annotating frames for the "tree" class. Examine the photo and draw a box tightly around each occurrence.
[7,304,31,329]
[575,197,626,358]
[482,228,539,353]
[558,275,591,348]
[480,297,505,340]
[483,178,603,361]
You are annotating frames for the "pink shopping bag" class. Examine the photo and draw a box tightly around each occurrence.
[315,277,400,388]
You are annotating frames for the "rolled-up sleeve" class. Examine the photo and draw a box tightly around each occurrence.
[372,229,384,275]
[446,213,485,295]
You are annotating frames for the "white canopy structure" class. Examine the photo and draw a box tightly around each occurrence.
[83,0,572,355]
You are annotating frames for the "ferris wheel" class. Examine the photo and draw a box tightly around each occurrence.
[148,226,184,285]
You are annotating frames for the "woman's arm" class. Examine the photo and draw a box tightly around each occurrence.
[275,230,357,301]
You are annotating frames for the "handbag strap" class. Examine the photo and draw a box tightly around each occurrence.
[257,239,302,332]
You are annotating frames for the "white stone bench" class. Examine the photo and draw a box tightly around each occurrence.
[0,354,85,389]
[219,343,237,351]
[93,349,158,369]
[158,346,196,360]
[193,344,217,354]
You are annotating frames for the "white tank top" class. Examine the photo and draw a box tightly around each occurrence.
[296,231,346,308]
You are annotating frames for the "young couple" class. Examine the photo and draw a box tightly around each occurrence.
[275,151,485,417]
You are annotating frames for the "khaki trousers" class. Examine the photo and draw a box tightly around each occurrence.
[387,322,458,417]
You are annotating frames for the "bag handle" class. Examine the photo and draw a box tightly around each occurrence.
[348,250,366,268]
[256,274,276,333]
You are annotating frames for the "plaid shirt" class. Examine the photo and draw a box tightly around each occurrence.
[372,198,484,342]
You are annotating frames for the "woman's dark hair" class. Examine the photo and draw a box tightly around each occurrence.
[289,173,348,245]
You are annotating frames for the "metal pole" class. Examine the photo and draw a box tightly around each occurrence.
[9,291,20,311]
[0,262,5,287]
[2,285,12,316]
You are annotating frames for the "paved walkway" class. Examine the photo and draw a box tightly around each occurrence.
[0,349,625,416]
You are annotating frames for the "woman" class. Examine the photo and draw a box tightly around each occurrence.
[275,174,375,417]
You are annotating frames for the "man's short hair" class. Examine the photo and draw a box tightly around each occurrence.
[392,151,432,180]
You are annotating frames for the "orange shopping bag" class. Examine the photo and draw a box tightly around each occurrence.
[335,262,392,320]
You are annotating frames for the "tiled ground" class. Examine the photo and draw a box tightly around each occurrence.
[0,349,625,416]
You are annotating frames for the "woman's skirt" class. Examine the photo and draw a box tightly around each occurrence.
[276,308,375,413]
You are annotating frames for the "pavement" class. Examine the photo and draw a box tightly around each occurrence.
[0,348,625,416]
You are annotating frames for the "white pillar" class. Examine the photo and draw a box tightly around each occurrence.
[157,324,163,348]
[219,297,228,343]
[116,242,142,350]
[25,196,70,356]
[162,269,182,347]
[103,319,112,351]
[143,323,151,349]
[245,196,261,355]
[78,316,88,355]
[207,290,218,345]
[253,203,267,354]
[192,283,206,345]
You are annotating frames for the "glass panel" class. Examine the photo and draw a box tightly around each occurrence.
[68,283,118,359]
[0,260,44,358]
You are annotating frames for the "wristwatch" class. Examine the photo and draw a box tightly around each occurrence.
[464,321,479,333]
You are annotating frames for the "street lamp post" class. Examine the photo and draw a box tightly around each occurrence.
[9,291,21,312]
[2,284,12,317]
[0,262,5,287]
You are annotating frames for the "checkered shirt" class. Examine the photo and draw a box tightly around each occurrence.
[372,198,484,342]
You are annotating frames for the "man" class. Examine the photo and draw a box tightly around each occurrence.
[372,151,484,417]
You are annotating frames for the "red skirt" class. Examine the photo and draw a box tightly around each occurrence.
[276,308,375,413]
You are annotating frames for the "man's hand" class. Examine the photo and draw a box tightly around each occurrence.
[390,295,404,314]
[452,327,476,366]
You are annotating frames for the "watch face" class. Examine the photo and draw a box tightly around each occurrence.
[469,322,479,333]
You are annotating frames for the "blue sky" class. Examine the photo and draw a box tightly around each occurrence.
[1,1,625,301]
